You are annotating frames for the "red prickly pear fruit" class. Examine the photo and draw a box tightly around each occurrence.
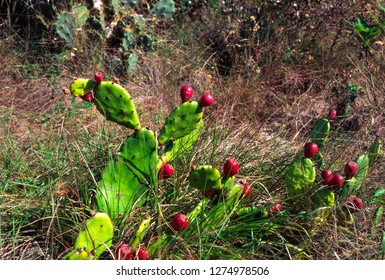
[94,71,103,84]
[353,197,363,209]
[270,203,283,212]
[304,142,319,158]
[171,213,189,231]
[321,169,333,185]
[114,243,133,260]
[180,85,194,103]
[159,163,174,179]
[344,161,358,180]
[80,92,94,102]
[327,109,337,120]
[346,195,363,213]
[223,158,239,178]
[328,174,345,190]
[241,182,252,198]
[199,93,214,107]
[137,247,148,260]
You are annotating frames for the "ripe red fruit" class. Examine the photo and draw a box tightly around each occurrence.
[159,163,174,179]
[328,174,345,190]
[321,169,333,185]
[199,93,214,107]
[327,109,337,121]
[353,197,363,209]
[94,71,103,84]
[346,195,363,213]
[137,247,148,260]
[171,213,189,231]
[241,182,252,198]
[344,161,358,180]
[223,158,239,178]
[270,203,283,212]
[180,85,194,103]
[304,142,319,158]
[80,92,94,102]
[114,243,133,260]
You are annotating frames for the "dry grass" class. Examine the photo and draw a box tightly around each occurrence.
[1,1,385,260]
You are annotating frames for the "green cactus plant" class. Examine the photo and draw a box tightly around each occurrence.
[56,12,77,48]
[96,128,158,222]
[65,74,214,259]
[161,119,204,163]
[151,0,176,19]
[93,81,141,130]
[284,157,316,201]
[64,212,114,260]
[188,165,222,191]
[310,118,330,148]
[147,170,244,258]
[158,101,203,145]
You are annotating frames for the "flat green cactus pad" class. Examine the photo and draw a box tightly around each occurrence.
[70,79,97,97]
[189,184,243,236]
[158,101,203,145]
[93,81,141,130]
[354,154,369,190]
[284,157,316,199]
[95,129,158,221]
[310,118,330,147]
[161,119,203,163]
[188,165,222,191]
[63,212,114,260]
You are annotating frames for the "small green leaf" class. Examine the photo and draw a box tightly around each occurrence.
[374,189,385,198]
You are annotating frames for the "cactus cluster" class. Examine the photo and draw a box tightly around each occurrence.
[55,1,176,75]
[147,158,250,258]
[64,75,215,259]
[284,110,381,232]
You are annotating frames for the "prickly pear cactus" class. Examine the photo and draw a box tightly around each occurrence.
[151,0,176,19]
[130,217,151,250]
[284,158,316,200]
[161,119,204,163]
[93,81,141,130]
[158,101,203,145]
[96,128,158,222]
[56,12,77,48]
[308,187,335,230]
[310,118,330,148]
[188,165,222,191]
[64,212,114,260]
[70,79,97,97]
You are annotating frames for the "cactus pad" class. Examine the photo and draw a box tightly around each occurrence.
[284,158,316,199]
[130,217,151,250]
[188,165,222,191]
[161,119,203,163]
[151,0,176,19]
[56,12,77,47]
[96,129,157,221]
[63,212,114,260]
[310,118,330,148]
[309,187,335,229]
[93,81,141,130]
[70,79,97,97]
[158,101,203,145]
